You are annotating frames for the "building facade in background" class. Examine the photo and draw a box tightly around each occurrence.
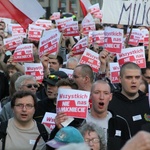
[38,0,103,20]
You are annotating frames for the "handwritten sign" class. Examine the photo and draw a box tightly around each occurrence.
[117,46,146,68]
[56,88,90,119]
[79,48,100,73]
[102,0,150,26]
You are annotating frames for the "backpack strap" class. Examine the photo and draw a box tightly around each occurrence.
[0,121,8,150]
[32,122,49,150]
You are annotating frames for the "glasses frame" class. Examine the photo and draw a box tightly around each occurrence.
[14,104,34,110]
[22,84,38,89]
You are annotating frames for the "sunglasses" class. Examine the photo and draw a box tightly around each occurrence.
[48,75,61,80]
[23,84,38,89]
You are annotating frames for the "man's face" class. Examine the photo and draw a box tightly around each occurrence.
[13,95,35,123]
[73,67,86,90]
[143,69,150,84]
[84,131,100,150]
[49,58,61,71]
[120,69,141,98]
[91,82,112,117]
[20,79,38,94]
[8,68,17,77]
[46,84,58,99]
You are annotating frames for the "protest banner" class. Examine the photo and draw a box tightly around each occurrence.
[8,24,27,38]
[55,17,73,32]
[59,68,73,78]
[3,36,23,51]
[34,19,52,30]
[88,30,104,46]
[117,46,146,68]
[42,112,56,131]
[127,28,142,46]
[109,62,120,83]
[104,27,123,53]
[39,29,60,58]
[102,0,150,26]
[24,63,44,83]
[72,36,88,55]
[79,48,100,73]
[82,22,96,35]
[56,88,90,119]
[28,24,45,41]
[50,12,60,20]
[63,21,79,37]
[82,13,94,24]
[13,43,34,62]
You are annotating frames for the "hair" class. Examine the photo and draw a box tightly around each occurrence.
[140,79,148,93]
[120,62,141,77]
[9,72,23,98]
[95,23,104,30]
[15,75,36,91]
[11,90,37,108]
[79,123,106,150]
[66,57,79,69]
[56,78,78,89]
[91,80,111,93]
[57,143,90,150]
[7,64,18,71]
[49,55,63,65]
[75,64,94,83]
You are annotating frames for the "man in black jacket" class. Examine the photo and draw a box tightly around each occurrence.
[109,62,150,137]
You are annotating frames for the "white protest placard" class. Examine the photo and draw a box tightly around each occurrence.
[34,19,52,30]
[79,48,100,73]
[63,21,79,37]
[104,27,123,53]
[3,36,23,51]
[88,30,104,46]
[28,24,45,41]
[59,68,73,78]
[82,13,94,24]
[82,22,96,35]
[72,36,88,55]
[109,62,120,83]
[55,17,73,32]
[13,43,34,62]
[88,3,100,15]
[56,88,90,119]
[117,46,146,68]
[50,12,60,20]
[141,29,149,46]
[9,24,27,38]
[42,112,56,131]
[102,0,150,26]
[24,63,44,83]
[127,28,142,46]
[39,29,59,58]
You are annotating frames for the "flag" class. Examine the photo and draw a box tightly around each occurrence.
[79,0,92,16]
[0,0,45,29]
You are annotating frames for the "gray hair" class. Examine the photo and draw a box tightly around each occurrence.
[15,75,36,91]
[79,123,106,150]
[66,57,79,67]
[57,143,90,150]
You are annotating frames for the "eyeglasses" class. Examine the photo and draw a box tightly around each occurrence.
[23,84,38,89]
[85,138,100,143]
[48,75,61,80]
[14,104,34,110]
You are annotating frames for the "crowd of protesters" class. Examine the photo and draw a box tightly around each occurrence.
[0,4,150,150]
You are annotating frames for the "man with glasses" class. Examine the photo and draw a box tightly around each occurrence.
[0,90,50,150]
[0,75,38,122]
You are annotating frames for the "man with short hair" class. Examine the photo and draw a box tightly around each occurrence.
[109,62,150,137]
[0,75,38,122]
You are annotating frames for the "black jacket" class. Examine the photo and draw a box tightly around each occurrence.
[33,97,56,123]
[108,91,150,137]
